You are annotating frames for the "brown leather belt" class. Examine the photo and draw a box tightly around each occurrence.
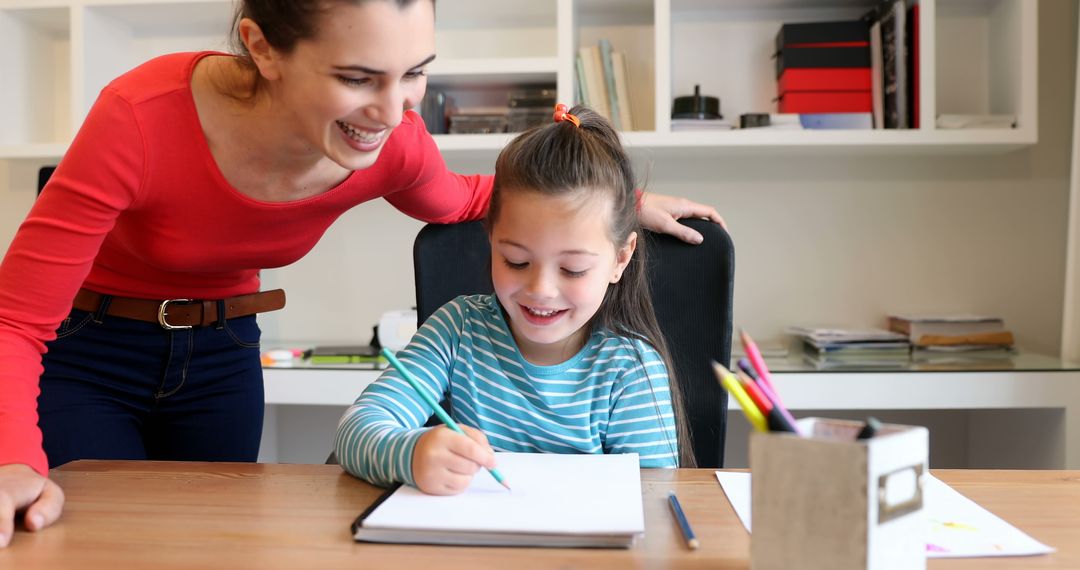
[71,288,286,330]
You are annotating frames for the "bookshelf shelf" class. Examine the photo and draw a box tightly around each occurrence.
[0,0,1037,159]
[0,143,69,159]
[428,57,559,87]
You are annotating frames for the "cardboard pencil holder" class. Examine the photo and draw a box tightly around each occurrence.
[749,418,929,570]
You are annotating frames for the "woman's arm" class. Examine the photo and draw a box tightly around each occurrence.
[0,86,144,545]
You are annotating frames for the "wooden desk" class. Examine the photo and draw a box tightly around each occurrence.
[3,462,1077,569]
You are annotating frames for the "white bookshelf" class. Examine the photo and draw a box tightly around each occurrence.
[0,0,1038,160]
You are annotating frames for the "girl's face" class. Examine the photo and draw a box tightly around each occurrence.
[490,189,636,366]
[259,0,435,170]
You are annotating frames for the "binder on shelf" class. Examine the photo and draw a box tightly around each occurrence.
[778,91,872,114]
[611,51,634,131]
[598,39,622,130]
[775,46,871,76]
[577,45,610,120]
[750,418,929,570]
[575,55,590,108]
[778,68,871,92]
[908,2,920,128]
[775,20,870,53]
[876,0,908,128]
[869,19,885,128]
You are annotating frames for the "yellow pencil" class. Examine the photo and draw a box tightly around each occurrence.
[712,361,768,433]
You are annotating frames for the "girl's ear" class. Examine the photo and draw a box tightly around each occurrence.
[611,232,638,283]
[238,18,283,81]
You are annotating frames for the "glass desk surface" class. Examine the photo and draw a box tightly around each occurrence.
[759,350,1080,374]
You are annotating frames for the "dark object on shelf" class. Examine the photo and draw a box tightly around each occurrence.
[447,114,508,135]
[508,87,557,109]
[775,46,870,76]
[672,85,721,120]
[740,113,771,129]
[507,109,552,133]
[38,166,56,196]
[775,20,870,54]
[419,90,448,135]
[507,87,557,132]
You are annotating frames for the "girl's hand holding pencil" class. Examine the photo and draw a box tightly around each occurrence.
[380,347,510,495]
[413,425,499,495]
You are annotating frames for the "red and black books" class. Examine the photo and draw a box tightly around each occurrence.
[774,19,872,116]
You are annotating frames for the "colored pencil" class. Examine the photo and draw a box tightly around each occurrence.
[380,347,510,490]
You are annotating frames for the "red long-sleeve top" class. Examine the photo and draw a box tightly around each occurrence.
[0,52,493,475]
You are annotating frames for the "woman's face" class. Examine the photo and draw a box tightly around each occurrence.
[268,0,435,171]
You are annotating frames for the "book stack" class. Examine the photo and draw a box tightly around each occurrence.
[575,39,634,131]
[774,20,872,127]
[788,326,911,370]
[887,315,1015,362]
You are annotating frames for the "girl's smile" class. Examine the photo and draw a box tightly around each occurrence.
[490,189,635,366]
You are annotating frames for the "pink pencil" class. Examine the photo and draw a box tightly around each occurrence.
[739,330,803,435]
[740,329,781,404]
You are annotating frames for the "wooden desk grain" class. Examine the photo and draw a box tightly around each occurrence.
[1,462,1077,569]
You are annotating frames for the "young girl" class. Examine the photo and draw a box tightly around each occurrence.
[335,105,694,495]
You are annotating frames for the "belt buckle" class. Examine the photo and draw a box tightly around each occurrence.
[158,299,193,330]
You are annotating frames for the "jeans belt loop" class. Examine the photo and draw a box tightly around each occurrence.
[158,299,193,330]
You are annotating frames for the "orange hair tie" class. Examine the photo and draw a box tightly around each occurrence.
[552,103,581,127]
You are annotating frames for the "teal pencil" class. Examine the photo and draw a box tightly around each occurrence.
[380,348,511,491]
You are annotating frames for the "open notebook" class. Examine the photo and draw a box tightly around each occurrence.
[352,452,644,548]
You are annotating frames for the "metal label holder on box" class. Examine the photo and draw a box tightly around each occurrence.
[749,417,929,570]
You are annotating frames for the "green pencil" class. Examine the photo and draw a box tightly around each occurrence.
[380,347,511,491]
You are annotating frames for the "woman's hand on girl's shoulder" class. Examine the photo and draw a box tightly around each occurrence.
[0,463,65,547]
[412,425,495,496]
[638,192,727,244]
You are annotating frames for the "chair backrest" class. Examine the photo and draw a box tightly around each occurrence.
[38,166,56,196]
[412,218,734,468]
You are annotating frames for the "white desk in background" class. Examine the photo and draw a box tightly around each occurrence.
[260,352,1080,469]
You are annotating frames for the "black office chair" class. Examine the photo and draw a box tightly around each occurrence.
[38,166,56,196]
[412,218,735,468]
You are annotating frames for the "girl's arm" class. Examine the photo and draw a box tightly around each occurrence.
[604,341,680,468]
[334,300,465,487]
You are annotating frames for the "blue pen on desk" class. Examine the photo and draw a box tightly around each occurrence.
[380,347,511,491]
[668,491,699,550]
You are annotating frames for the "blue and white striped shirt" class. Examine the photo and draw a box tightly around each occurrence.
[335,294,678,487]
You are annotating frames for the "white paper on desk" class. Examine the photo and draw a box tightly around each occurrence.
[715,472,1055,558]
[364,453,644,535]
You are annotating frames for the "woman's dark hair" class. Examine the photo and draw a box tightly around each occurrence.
[227,0,432,98]
[488,106,696,468]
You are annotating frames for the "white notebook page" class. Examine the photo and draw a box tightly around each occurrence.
[364,452,644,535]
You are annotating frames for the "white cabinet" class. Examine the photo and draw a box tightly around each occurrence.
[0,0,1038,160]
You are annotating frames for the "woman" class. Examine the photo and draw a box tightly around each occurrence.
[0,0,724,544]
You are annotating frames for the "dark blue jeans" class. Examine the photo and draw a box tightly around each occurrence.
[37,297,264,468]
